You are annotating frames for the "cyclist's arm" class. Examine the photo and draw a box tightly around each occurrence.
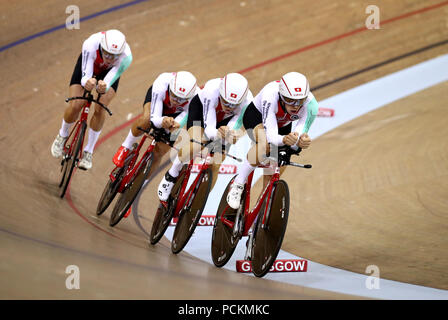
[150,88,166,129]
[293,95,319,136]
[174,112,188,129]
[229,90,253,131]
[80,38,96,87]
[203,98,219,141]
[103,50,132,92]
[263,102,284,146]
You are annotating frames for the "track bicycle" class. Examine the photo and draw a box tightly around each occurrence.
[150,139,241,254]
[211,146,311,277]
[59,90,112,198]
[96,126,174,227]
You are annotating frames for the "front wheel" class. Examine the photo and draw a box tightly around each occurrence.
[109,154,153,227]
[59,122,85,198]
[96,166,125,216]
[251,180,289,278]
[171,167,212,254]
[149,167,187,245]
[211,177,246,267]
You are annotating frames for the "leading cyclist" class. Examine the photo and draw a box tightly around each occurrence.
[226,71,319,209]
[51,29,132,170]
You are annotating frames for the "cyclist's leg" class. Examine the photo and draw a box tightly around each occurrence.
[157,126,203,201]
[63,85,86,124]
[158,101,205,201]
[168,103,205,177]
[62,54,88,130]
[52,54,87,158]
[261,122,293,185]
[113,95,151,167]
[51,85,86,158]
[83,87,115,153]
[167,125,203,177]
[227,104,265,209]
[131,101,151,136]
[77,87,116,170]
[234,123,269,184]
[90,87,115,131]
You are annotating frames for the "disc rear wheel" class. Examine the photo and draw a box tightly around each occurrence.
[251,180,289,278]
[171,167,212,254]
[211,178,246,267]
[149,167,187,245]
[109,154,153,227]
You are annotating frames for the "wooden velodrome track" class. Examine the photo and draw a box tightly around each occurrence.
[1,0,447,299]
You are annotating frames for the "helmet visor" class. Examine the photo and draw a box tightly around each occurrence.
[220,96,240,109]
[169,89,189,104]
[101,47,119,60]
[279,94,306,107]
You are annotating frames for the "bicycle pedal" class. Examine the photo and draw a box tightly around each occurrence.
[77,165,87,171]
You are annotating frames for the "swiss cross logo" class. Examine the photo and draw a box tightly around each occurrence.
[230,93,237,98]
[294,87,302,92]
[179,87,186,92]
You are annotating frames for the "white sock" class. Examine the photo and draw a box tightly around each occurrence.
[83,128,102,154]
[59,119,74,138]
[235,158,256,185]
[122,129,139,149]
[168,156,184,178]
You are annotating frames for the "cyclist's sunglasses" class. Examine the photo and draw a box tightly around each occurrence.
[169,90,188,104]
[101,48,119,60]
[279,94,306,107]
[220,96,239,109]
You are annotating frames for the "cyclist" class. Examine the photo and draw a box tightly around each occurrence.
[111,71,199,180]
[157,73,253,202]
[226,71,319,209]
[51,29,132,170]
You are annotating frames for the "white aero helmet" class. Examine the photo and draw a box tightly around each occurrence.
[219,73,249,106]
[169,71,197,100]
[279,72,309,100]
[101,29,126,55]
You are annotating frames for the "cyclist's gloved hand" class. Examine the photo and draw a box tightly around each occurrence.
[162,117,175,129]
[282,132,299,146]
[298,133,311,149]
[168,121,181,132]
[85,78,97,92]
[97,80,107,94]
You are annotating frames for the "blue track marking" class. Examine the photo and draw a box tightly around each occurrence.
[0,0,148,53]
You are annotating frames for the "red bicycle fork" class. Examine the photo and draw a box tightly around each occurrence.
[63,103,91,161]
[113,135,156,192]
[220,166,280,236]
